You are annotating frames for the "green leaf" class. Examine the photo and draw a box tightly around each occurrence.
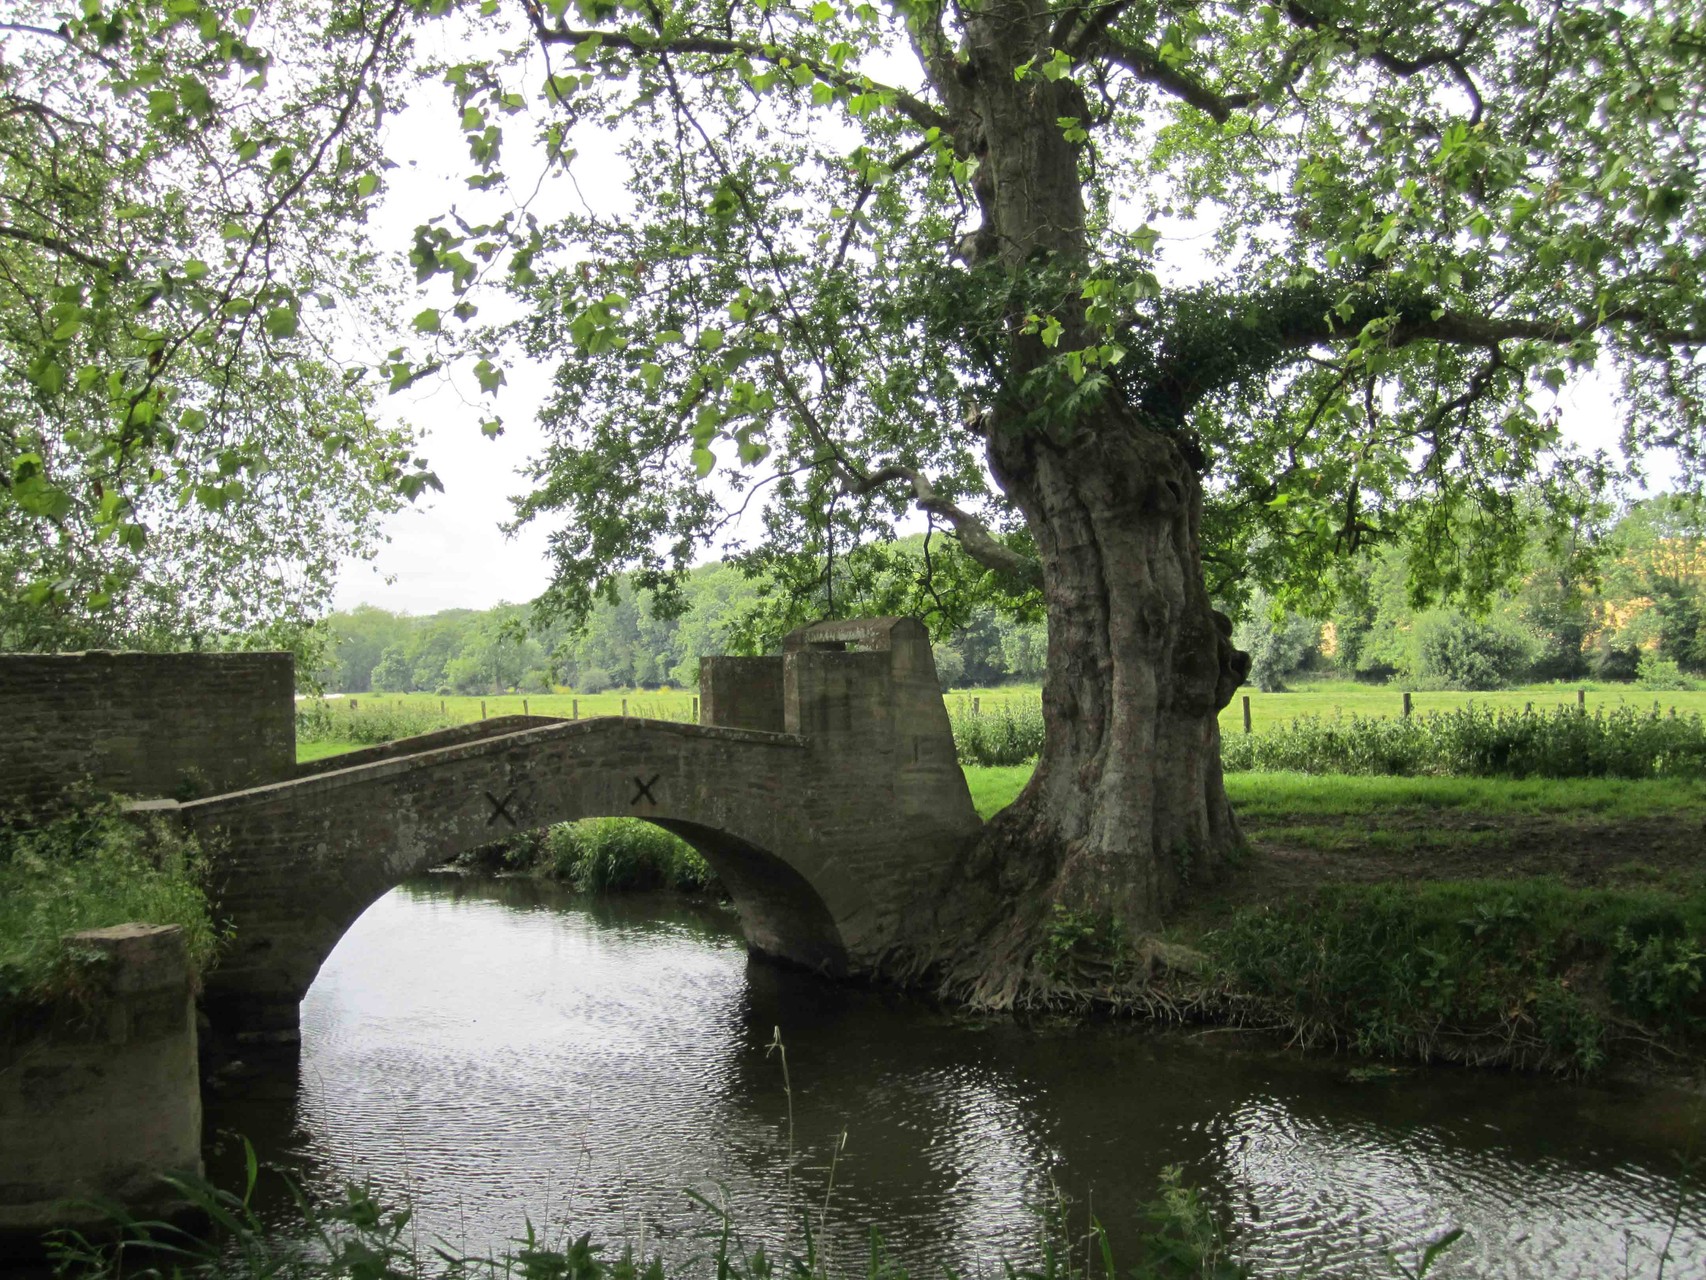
[474,358,505,393]
[414,308,441,333]
[356,172,380,198]
[698,328,725,351]
[264,307,298,339]
[691,446,716,477]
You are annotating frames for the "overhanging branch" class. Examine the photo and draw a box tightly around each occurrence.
[767,353,1043,591]
[850,465,1044,591]
[529,17,950,134]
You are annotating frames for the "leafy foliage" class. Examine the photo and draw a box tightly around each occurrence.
[1209,880,1706,1074]
[0,0,436,647]
[0,799,216,1005]
[950,699,1046,766]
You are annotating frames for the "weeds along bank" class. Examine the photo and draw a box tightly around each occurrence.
[49,1157,1256,1280]
[456,817,717,895]
[964,768,1706,1079]
[0,803,217,1006]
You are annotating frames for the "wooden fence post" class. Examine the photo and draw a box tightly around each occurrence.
[1402,691,1412,718]
[622,697,628,716]
[523,698,529,716]
[480,700,486,720]
[440,699,445,714]
[1578,688,1586,712]
[573,699,579,720]
[973,696,981,715]
[692,696,699,721]
[1241,695,1252,735]
[349,698,357,712]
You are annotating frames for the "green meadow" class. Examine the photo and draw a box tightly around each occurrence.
[302,678,1706,746]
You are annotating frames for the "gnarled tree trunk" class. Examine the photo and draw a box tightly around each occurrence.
[921,0,1250,999]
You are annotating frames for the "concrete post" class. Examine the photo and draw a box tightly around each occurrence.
[0,924,201,1245]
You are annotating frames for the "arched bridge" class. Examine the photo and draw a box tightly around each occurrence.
[135,618,980,1040]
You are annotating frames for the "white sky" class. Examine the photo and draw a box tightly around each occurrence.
[327,24,1664,619]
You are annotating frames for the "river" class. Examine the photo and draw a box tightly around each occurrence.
[205,875,1706,1279]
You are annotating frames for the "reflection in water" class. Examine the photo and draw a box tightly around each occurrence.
[205,877,1706,1277]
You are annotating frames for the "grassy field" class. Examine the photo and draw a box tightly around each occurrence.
[302,678,1706,745]
[947,678,1706,735]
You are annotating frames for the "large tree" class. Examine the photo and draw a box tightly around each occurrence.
[14,0,1706,992]
[471,0,1706,990]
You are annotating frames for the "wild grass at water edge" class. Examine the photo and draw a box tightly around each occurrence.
[0,799,218,1008]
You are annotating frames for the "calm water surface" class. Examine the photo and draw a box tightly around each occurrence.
[206,877,1706,1278]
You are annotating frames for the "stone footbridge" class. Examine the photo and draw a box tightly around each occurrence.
[121,618,980,1039]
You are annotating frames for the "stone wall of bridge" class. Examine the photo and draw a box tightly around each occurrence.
[0,651,294,813]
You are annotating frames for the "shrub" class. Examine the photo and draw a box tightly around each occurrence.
[0,801,218,1006]
[951,699,1046,766]
[1233,593,1317,692]
[933,644,966,691]
[1636,653,1695,691]
[576,667,616,694]
[1220,703,1706,779]
[1412,610,1534,690]
[1207,880,1706,1073]
[545,819,714,893]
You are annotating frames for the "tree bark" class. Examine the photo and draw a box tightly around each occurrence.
[920,1,1250,1000]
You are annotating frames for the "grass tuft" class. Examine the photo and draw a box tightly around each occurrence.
[0,800,218,1006]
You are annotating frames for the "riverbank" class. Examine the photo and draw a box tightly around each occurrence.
[970,768,1706,1078]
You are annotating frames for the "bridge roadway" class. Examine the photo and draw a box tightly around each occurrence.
[141,618,981,1040]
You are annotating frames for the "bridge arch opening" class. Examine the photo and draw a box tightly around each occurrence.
[649,819,849,978]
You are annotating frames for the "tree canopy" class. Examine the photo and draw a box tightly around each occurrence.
[1,0,437,647]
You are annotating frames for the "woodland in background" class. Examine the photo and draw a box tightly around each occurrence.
[317,494,1706,696]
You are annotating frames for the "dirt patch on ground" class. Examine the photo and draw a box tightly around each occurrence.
[1181,811,1706,928]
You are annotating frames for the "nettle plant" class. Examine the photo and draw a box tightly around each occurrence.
[11,0,1706,991]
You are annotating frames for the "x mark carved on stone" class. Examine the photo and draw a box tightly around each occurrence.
[631,773,661,806]
[485,789,518,826]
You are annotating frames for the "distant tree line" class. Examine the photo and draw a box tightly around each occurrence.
[1236,496,1706,692]
[319,498,1706,697]
[320,546,1047,695]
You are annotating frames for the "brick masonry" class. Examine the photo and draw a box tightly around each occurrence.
[143,618,981,1040]
[0,651,295,812]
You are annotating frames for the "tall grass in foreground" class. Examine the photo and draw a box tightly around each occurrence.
[51,1149,1407,1280]
[0,801,217,1005]
[1220,703,1706,779]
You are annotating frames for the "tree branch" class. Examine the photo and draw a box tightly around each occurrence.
[1098,42,1255,124]
[767,353,1043,590]
[849,465,1045,590]
[0,223,108,272]
[531,20,950,133]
